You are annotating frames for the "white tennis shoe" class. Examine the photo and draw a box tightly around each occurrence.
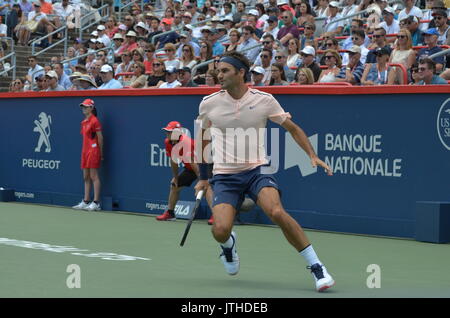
[219,231,240,275]
[86,202,101,211]
[307,263,335,292]
[72,200,90,210]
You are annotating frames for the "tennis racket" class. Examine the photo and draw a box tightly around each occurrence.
[179,190,204,247]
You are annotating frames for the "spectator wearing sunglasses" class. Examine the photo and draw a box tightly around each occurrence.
[300,22,316,50]
[146,58,167,87]
[262,15,279,39]
[432,9,450,45]
[335,45,365,85]
[342,30,369,65]
[417,28,445,73]
[401,15,424,46]
[164,43,181,70]
[416,57,448,85]
[387,29,416,84]
[318,49,342,83]
[277,11,300,47]
[366,27,392,63]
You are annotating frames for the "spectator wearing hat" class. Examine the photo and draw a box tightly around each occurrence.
[277,10,300,47]
[72,98,103,212]
[176,25,200,56]
[237,25,260,63]
[156,18,179,50]
[117,23,128,38]
[156,66,182,88]
[75,75,98,90]
[222,15,235,33]
[379,7,400,43]
[118,30,138,55]
[32,74,46,91]
[216,24,229,45]
[322,1,344,36]
[129,62,148,88]
[87,59,102,87]
[134,21,149,38]
[299,46,321,82]
[96,24,111,47]
[366,27,392,63]
[130,47,145,69]
[177,66,198,87]
[207,27,225,56]
[398,0,423,23]
[251,66,266,86]
[432,10,450,45]
[262,15,280,39]
[318,49,342,83]
[361,47,391,85]
[68,71,82,90]
[402,15,424,46]
[416,57,448,84]
[98,64,123,89]
[112,33,125,61]
[45,70,64,91]
[335,45,365,85]
[417,28,445,72]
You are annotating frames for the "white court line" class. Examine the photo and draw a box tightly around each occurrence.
[0,237,150,261]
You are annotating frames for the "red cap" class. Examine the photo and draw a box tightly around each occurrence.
[80,98,95,107]
[161,18,173,25]
[162,121,182,132]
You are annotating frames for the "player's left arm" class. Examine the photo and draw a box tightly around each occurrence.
[281,118,333,176]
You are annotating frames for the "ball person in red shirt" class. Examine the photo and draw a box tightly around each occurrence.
[73,99,104,211]
[156,121,214,223]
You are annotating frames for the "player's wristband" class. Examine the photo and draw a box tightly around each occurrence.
[199,163,209,180]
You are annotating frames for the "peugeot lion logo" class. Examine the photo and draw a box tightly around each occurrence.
[33,112,52,153]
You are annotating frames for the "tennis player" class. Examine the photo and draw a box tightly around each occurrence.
[157,121,214,224]
[194,51,335,292]
[73,99,104,211]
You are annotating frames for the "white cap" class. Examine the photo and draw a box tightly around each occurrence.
[126,30,137,37]
[329,1,340,7]
[113,33,124,40]
[184,24,194,31]
[45,70,58,80]
[347,45,361,54]
[277,0,288,5]
[134,21,148,32]
[100,64,113,73]
[301,46,315,56]
[118,24,128,31]
[211,16,221,22]
[201,25,212,32]
[383,6,395,14]
[97,25,106,31]
[251,66,265,75]
[90,30,98,36]
[248,9,259,16]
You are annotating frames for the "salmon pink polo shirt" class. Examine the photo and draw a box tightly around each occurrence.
[198,88,291,175]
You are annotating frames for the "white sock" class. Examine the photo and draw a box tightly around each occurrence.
[220,233,235,248]
[299,245,321,266]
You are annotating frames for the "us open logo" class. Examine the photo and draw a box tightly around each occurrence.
[437,98,450,151]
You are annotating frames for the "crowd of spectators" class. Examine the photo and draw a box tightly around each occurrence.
[3,0,450,92]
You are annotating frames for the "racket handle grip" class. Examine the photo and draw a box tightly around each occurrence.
[196,190,204,200]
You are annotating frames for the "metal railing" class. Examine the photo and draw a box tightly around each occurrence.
[191,42,263,79]
[79,2,110,41]
[118,0,144,22]
[31,25,68,57]
[0,37,16,80]
[60,46,115,65]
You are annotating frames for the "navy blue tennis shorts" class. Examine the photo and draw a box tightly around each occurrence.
[209,165,280,210]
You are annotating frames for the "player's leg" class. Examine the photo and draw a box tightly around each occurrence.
[211,203,236,244]
[87,168,101,211]
[73,169,91,210]
[83,168,91,202]
[256,186,335,292]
